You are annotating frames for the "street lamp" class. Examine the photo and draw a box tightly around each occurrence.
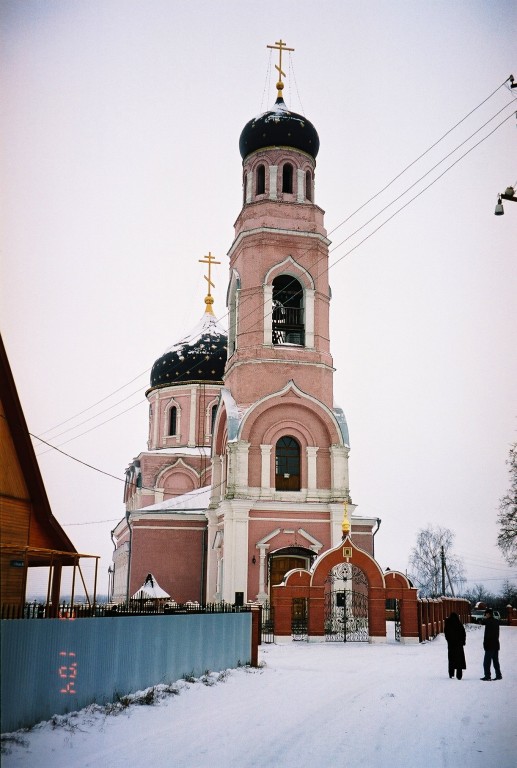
[494,186,516,215]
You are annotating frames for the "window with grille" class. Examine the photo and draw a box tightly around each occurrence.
[275,436,301,491]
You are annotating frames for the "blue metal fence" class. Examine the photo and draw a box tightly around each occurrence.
[1,612,252,733]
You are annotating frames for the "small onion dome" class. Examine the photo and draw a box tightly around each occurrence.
[150,313,227,388]
[239,97,320,161]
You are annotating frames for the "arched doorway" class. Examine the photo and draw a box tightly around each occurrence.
[268,547,316,641]
[324,563,369,642]
[269,546,315,587]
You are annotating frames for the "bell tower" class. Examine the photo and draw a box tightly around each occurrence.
[208,42,374,604]
[225,40,333,409]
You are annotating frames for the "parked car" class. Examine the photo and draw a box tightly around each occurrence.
[470,608,501,624]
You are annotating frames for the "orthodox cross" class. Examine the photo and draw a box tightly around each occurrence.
[199,251,221,315]
[267,38,294,99]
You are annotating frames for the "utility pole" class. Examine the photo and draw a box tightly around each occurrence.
[440,545,446,596]
[440,544,456,597]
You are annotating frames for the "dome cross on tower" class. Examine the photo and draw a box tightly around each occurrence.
[199,251,221,315]
[267,38,294,99]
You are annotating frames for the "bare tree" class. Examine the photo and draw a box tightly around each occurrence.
[497,442,517,566]
[408,525,466,597]
[462,583,494,606]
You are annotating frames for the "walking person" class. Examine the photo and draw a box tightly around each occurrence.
[444,612,466,679]
[480,607,502,681]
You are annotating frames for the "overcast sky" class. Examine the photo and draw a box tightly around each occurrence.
[1,0,516,597]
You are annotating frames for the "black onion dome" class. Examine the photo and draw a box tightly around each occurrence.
[239,97,319,160]
[150,313,227,388]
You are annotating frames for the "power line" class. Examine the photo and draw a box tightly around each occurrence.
[35,398,147,456]
[25,81,515,453]
[328,76,514,238]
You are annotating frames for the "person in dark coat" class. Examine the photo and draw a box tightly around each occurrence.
[480,607,502,681]
[444,612,466,679]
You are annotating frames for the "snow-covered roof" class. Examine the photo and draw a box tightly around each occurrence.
[138,447,211,458]
[135,486,211,514]
[163,312,227,354]
[149,312,228,389]
[219,387,244,441]
[333,405,350,447]
[131,573,170,600]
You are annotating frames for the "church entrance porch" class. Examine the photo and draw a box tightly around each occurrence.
[271,535,421,643]
[324,564,369,642]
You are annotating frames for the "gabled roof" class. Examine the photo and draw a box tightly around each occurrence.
[0,334,77,555]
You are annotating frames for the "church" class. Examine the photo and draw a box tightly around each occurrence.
[111,42,380,606]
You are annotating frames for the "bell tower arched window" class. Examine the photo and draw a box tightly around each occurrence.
[256,164,265,195]
[282,163,293,193]
[272,275,305,346]
[305,170,312,201]
[275,436,301,491]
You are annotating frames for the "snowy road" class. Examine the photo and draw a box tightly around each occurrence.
[2,624,515,768]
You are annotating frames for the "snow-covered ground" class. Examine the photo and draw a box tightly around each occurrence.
[2,624,515,768]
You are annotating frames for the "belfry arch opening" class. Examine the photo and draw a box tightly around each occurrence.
[256,164,265,195]
[282,162,293,193]
[272,275,304,346]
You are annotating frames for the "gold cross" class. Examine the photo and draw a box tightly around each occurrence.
[199,251,221,315]
[267,39,294,98]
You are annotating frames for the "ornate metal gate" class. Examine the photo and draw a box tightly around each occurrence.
[394,599,401,641]
[324,564,369,642]
[261,601,274,644]
[291,597,308,641]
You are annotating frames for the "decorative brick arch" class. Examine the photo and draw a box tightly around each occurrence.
[271,535,419,643]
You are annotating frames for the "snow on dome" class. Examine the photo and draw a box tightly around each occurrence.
[239,96,319,160]
[150,312,227,389]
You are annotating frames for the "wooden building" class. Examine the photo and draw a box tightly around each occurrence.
[0,334,98,616]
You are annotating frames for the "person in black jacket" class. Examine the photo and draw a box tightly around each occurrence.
[480,607,502,681]
[444,612,466,679]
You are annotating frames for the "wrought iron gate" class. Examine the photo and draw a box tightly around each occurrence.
[394,599,401,642]
[291,597,308,641]
[324,564,369,642]
[261,601,274,643]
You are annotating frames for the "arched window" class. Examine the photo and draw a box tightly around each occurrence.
[305,170,312,201]
[211,403,217,434]
[256,164,265,195]
[275,436,301,491]
[282,163,293,193]
[272,275,305,346]
[169,406,177,436]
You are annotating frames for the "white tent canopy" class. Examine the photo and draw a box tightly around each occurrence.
[131,573,170,600]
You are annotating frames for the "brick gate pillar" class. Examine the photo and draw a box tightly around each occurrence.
[308,586,325,640]
[400,590,419,643]
[368,587,387,642]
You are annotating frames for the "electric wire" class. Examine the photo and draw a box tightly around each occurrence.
[27,81,514,453]
[39,366,151,437]
[31,104,514,458]
[328,76,515,237]
[33,81,513,443]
